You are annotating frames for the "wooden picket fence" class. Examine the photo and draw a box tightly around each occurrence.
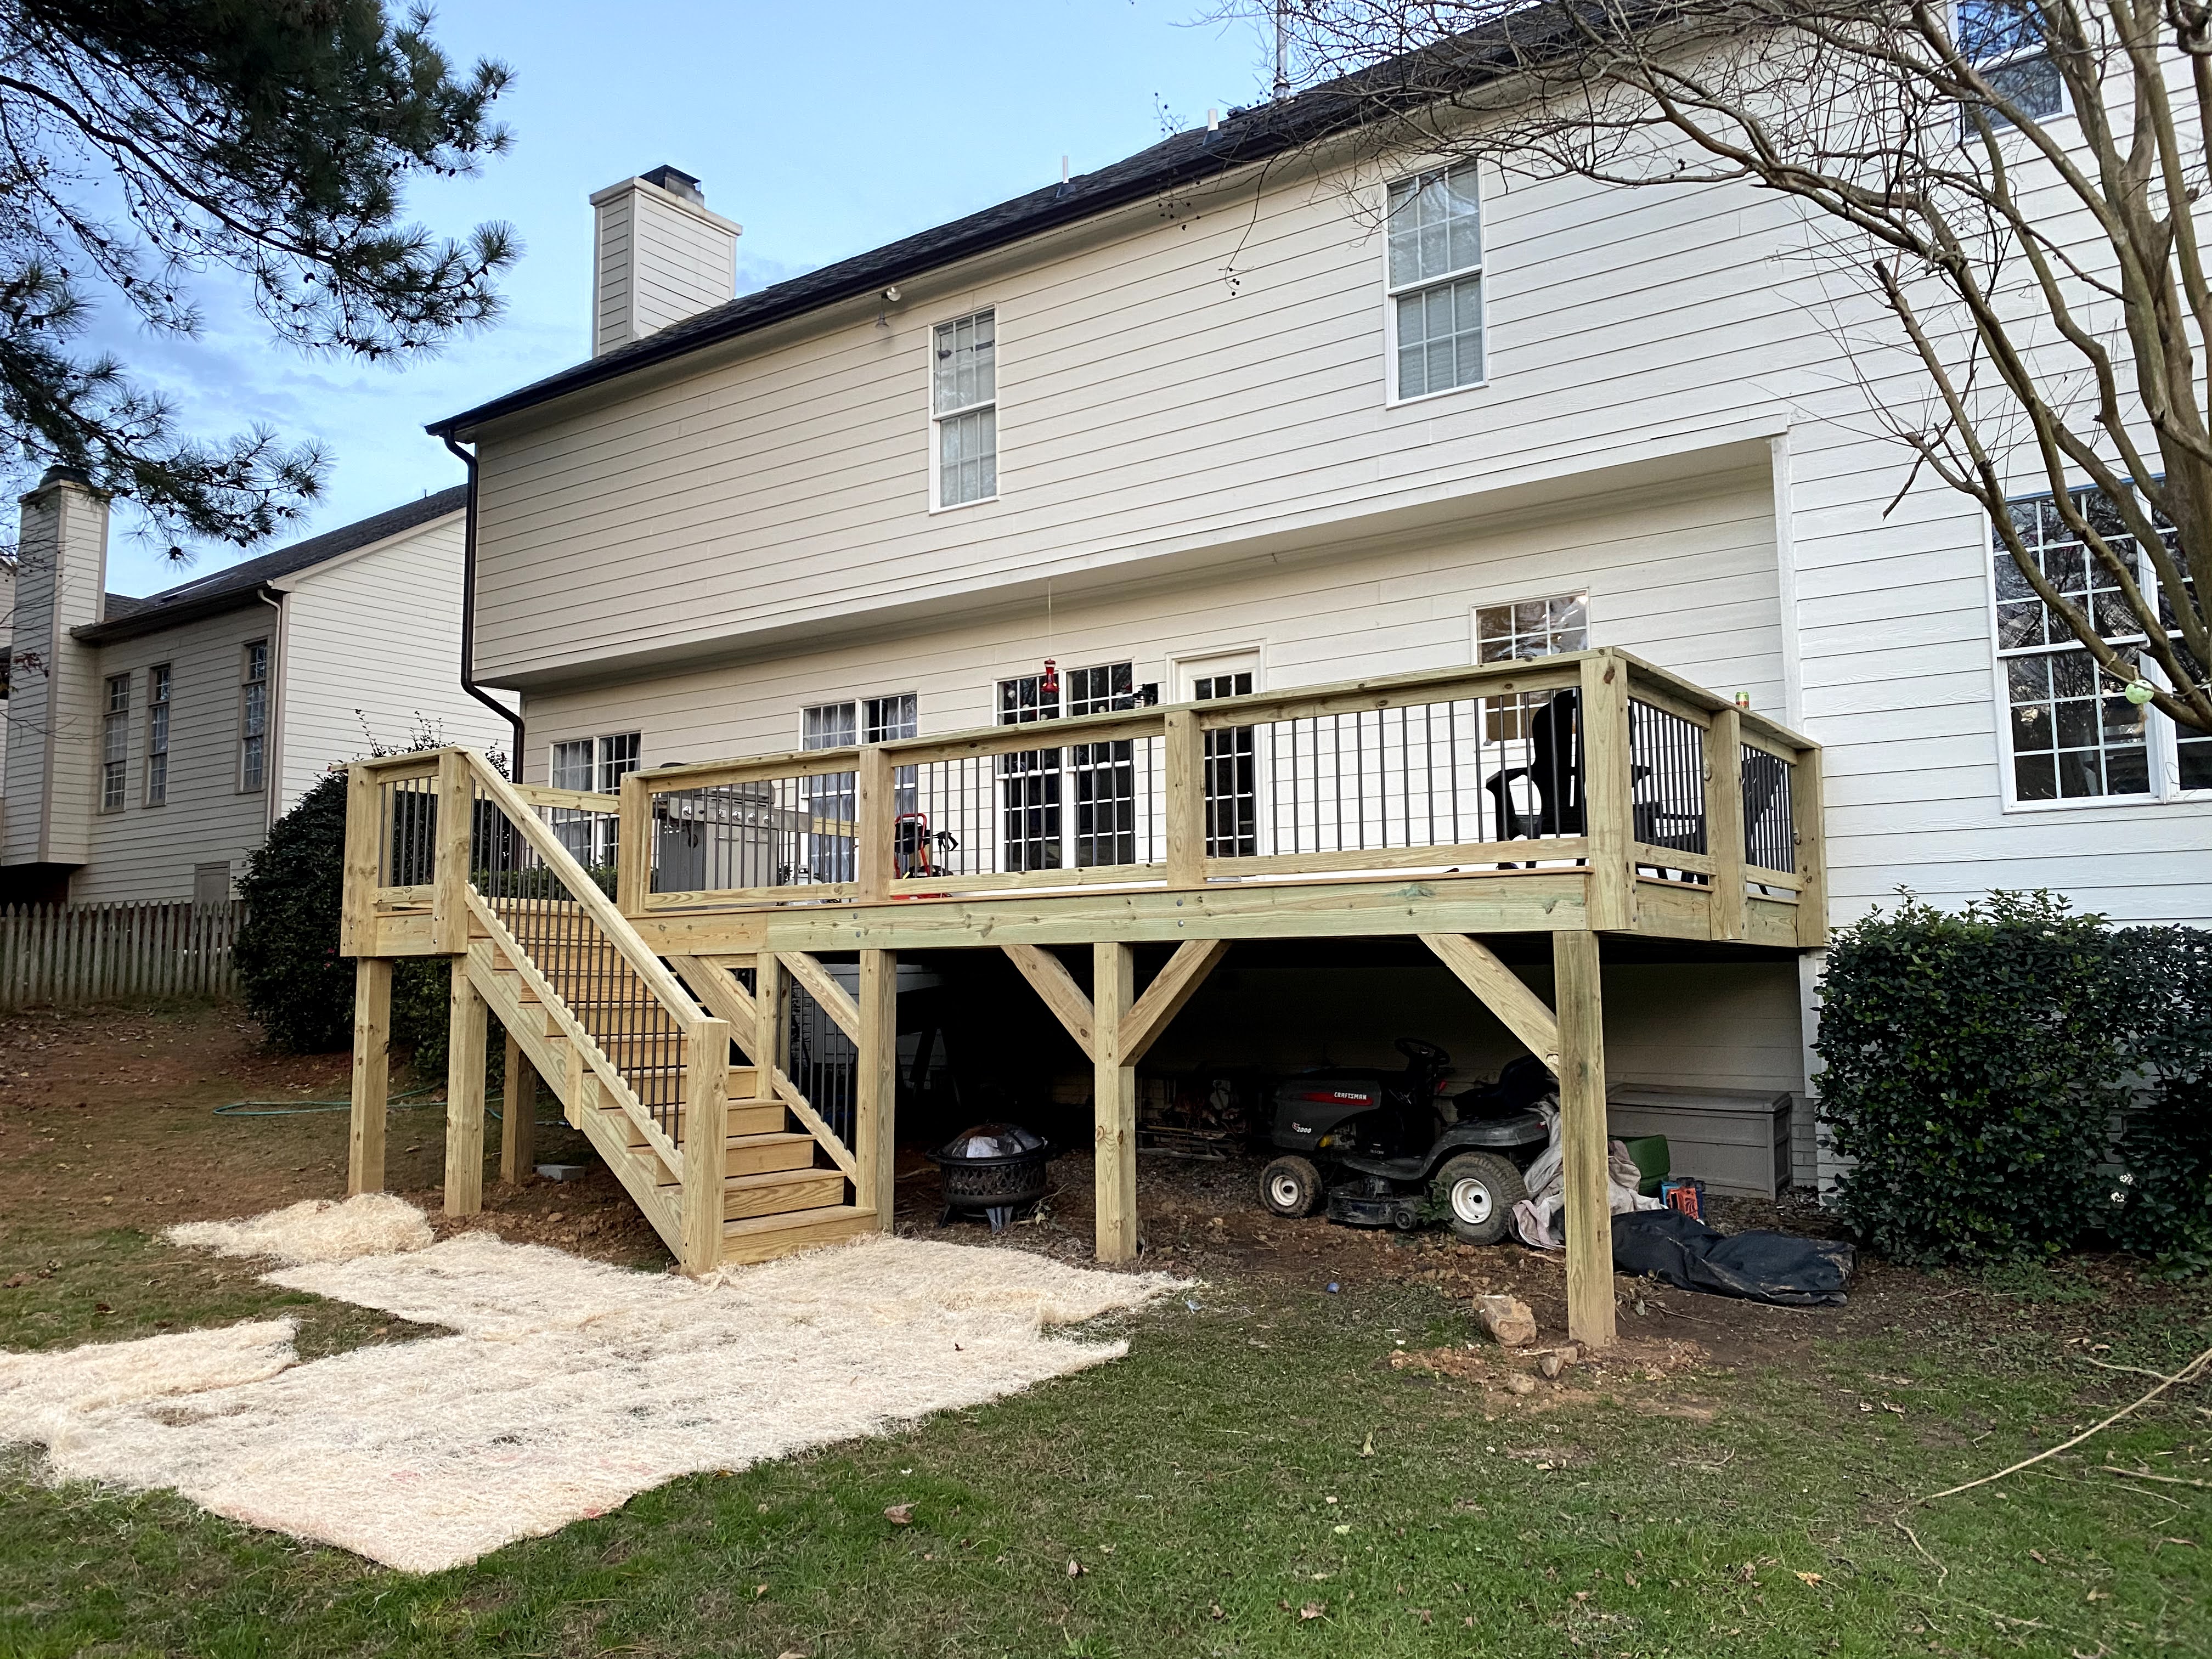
[0,899,246,1009]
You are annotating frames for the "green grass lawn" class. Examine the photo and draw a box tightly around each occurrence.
[4,1231,2208,1659]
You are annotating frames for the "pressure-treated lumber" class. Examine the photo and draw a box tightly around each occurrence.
[1002,944,1097,1060]
[1791,745,1827,947]
[856,949,897,1229]
[1552,931,1615,1349]
[1119,939,1229,1064]
[679,1019,732,1276]
[340,766,380,955]
[431,749,473,953]
[615,771,651,915]
[1093,941,1138,1264]
[348,956,392,1195]
[1163,708,1205,889]
[1419,934,1561,1072]
[500,1031,535,1183]
[444,957,488,1218]
[777,950,861,1042]
[1578,653,1634,933]
[1705,708,1748,943]
[856,748,894,900]
[668,953,760,1056]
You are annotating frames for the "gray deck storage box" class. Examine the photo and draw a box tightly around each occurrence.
[1605,1085,1793,1198]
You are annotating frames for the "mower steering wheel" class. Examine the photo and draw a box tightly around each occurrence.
[1396,1037,1452,1068]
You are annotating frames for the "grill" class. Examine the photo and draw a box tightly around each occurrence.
[927,1122,1051,1230]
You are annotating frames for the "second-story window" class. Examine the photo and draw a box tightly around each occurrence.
[933,309,997,507]
[238,640,268,792]
[100,674,129,812]
[145,664,171,806]
[1387,163,1485,402]
[1959,0,2063,125]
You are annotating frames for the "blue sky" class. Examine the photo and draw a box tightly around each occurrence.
[98,1,1271,594]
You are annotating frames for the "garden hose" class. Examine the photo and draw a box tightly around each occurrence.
[214,1084,442,1118]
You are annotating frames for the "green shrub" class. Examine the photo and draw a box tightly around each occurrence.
[234,765,459,1065]
[1816,891,2131,1266]
[2111,926,2212,1277]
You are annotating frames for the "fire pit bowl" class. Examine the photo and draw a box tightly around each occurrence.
[928,1121,1051,1230]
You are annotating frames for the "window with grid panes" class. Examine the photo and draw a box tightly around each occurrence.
[800,695,919,881]
[1065,663,1138,866]
[546,732,637,865]
[996,669,1063,871]
[238,642,267,792]
[1190,670,1257,857]
[100,674,128,811]
[1995,488,2209,800]
[1959,0,2063,123]
[1476,593,1588,741]
[145,664,170,806]
[933,310,996,506]
[1387,165,1484,400]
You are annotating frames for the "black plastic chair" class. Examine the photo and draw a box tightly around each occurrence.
[1485,689,1584,860]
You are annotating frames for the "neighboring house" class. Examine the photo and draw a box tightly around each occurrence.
[400,69,2205,1227]
[1,475,515,906]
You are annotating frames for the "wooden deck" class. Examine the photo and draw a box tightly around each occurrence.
[340,650,1825,1350]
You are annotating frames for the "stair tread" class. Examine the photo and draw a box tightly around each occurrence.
[724,1166,835,1191]
[723,1203,875,1238]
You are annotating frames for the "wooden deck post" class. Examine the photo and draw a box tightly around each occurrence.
[856,748,895,900]
[1706,707,1748,943]
[348,956,392,1195]
[755,951,791,1080]
[500,1030,535,1183]
[1553,930,1615,1348]
[1579,653,1634,932]
[680,1017,732,1274]
[340,764,379,958]
[431,749,473,954]
[444,957,488,1217]
[616,770,651,916]
[856,949,898,1228]
[1791,744,1828,947]
[1092,941,1138,1263]
[1163,708,1206,889]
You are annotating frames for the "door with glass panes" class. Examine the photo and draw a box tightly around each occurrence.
[996,662,1143,870]
[1176,653,1261,858]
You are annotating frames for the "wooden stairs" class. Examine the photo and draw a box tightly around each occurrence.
[465,894,877,1267]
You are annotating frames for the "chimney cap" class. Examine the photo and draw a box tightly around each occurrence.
[640,165,704,205]
[37,463,95,490]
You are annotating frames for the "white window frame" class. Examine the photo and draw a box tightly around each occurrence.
[929,307,998,512]
[237,641,268,794]
[100,673,129,813]
[145,663,171,808]
[1988,488,2209,812]
[1956,0,2069,128]
[1383,162,1488,408]
[546,731,639,866]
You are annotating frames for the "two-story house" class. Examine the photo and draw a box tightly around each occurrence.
[334,79,2208,1340]
[3,475,516,906]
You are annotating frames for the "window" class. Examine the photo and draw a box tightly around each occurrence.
[799,695,919,881]
[1475,592,1588,740]
[1387,164,1485,401]
[933,309,997,506]
[100,674,129,811]
[145,664,170,806]
[1959,0,2063,123]
[1188,664,1259,859]
[548,731,639,865]
[1994,487,2208,803]
[996,662,1144,870]
[238,640,268,792]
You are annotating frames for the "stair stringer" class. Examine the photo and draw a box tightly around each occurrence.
[466,940,685,1256]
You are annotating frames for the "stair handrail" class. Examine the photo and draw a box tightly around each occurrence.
[458,749,713,1032]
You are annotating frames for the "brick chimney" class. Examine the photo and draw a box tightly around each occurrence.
[589,165,742,357]
[3,465,110,882]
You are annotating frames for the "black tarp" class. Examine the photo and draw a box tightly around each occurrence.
[1612,1209,1856,1307]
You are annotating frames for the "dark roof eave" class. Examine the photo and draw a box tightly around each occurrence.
[72,582,272,644]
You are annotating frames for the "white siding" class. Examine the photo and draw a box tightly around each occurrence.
[74,606,275,904]
[276,513,517,802]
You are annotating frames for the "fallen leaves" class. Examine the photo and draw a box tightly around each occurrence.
[883,1504,913,1525]
[1299,1601,1327,1621]
[1066,1558,1085,1578]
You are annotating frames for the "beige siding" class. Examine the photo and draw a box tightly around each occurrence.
[75,606,275,905]
[276,514,517,802]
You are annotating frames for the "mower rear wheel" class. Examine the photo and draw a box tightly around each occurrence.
[1260,1155,1324,1218]
[1434,1152,1526,1246]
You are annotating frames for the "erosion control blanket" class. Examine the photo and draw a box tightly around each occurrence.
[1612,1207,1856,1307]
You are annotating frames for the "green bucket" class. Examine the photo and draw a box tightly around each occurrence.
[1620,1134,1670,1198]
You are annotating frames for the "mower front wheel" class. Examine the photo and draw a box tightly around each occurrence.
[1434,1152,1526,1246]
[1260,1155,1324,1218]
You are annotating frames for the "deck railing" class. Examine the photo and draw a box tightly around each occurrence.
[617,650,1825,944]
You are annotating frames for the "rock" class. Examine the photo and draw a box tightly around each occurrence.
[1474,1293,1538,1348]
[1505,1374,1538,1396]
[1538,1351,1565,1379]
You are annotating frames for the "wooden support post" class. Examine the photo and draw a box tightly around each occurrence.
[755,951,791,1080]
[444,956,488,1217]
[1791,744,1827,947]
[500,1029,535,1183]
[340,764,379,957]
[348,956,392,1195]
[1578,653,1634,932]
[680,1017,731,1275]
[1092,941,1138,1263]
[856,746,895,900]
[1553,930,1615,1349]
[856,949,898,1229]
[1706,707,1748,943]
[616,770,652,916]
[431,748,473,953]
[1163,708,1206,888]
